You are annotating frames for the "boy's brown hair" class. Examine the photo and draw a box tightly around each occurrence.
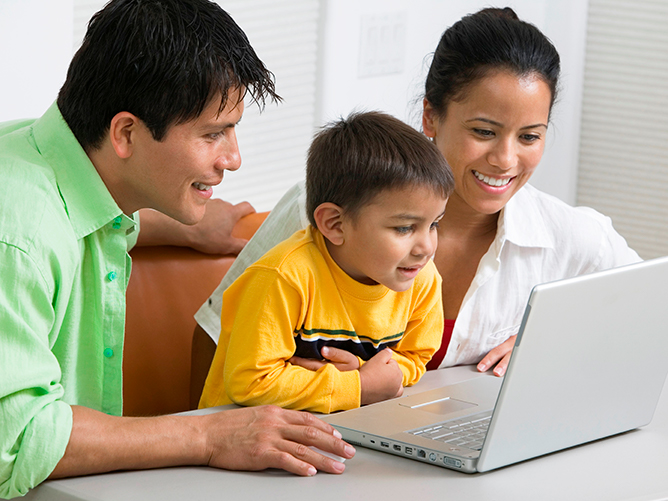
[306,111,454,227]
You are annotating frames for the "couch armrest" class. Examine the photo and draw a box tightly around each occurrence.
[123,211,268,416]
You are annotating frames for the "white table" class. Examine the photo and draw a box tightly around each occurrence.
[24,366,668,501]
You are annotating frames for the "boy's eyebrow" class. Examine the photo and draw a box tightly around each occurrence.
[389,209,446,222]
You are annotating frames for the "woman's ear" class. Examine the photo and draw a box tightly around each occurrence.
[313,203,345,245]
[109,112,141,159]
[422,98,439,139]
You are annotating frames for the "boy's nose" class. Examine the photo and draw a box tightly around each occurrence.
[413,231,437,258]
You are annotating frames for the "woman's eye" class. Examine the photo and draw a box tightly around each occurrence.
[473,128,494,138]
[521,134,540,143]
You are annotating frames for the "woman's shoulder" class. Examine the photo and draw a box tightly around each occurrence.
[512,185,640,269]
[517,184,615,234]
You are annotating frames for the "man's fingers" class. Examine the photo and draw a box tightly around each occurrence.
[263,444,345,476]
[232,200,256,219]
[226,237,248,256]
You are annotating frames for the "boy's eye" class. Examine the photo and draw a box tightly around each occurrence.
[430,221,440,230]
[394,226,413,235]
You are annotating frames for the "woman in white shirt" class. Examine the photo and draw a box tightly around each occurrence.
[194,7,639,388]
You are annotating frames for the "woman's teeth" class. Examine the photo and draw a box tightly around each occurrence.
[193,182,211,191]
[473,171,511,187]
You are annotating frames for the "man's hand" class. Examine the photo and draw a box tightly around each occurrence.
[359,349,403,405]
[51,404,354,480]
[184,199,255,255]
[476,334,517,377]
[202,405,355,476]
[289,346,360,372]
[137,199,255,255]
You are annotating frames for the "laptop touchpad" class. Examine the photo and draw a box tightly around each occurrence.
[400,397,477,415]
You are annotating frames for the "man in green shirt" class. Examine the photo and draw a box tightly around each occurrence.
[0,1,353,498]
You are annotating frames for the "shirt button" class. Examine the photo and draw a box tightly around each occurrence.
[103,348,114,358]
[107,271,117,281]
[114,216,122,223]
[112,222,121,229]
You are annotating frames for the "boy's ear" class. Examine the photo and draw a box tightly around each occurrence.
[109,112,141,159]
[313,203,345,245]
[422,98,439,139]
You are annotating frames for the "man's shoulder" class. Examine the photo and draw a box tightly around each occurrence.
[0,144,75,257]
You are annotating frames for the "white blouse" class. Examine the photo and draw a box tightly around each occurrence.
[196,182,641,366]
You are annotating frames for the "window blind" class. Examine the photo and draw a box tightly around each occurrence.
[577,0,668,259]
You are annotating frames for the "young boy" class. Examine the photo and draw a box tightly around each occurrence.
[199,111,454,413]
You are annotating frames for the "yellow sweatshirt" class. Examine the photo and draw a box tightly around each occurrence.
[199,226,443,413]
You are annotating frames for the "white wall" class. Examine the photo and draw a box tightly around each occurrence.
[317,0,589,205]
[0,0,73,122]
[0,0,587,207]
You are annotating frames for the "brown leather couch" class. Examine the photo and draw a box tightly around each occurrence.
[122,211,268,417]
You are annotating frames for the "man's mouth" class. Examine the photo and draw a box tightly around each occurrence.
[193,182,212,191]
[473,170,512,187]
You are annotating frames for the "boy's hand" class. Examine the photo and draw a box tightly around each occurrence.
[359,348,404,405]
[289,347,360,372]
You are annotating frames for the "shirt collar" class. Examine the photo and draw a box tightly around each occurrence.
[31,102,128,239]
[498,184,555,250]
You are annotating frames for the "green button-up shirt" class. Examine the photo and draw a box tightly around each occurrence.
[0,103,138,498]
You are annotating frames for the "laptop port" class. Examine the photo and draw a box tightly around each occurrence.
[380,442,390,448]
[393,444,402,452]
[417,449,426,458]
[405,447,413,455]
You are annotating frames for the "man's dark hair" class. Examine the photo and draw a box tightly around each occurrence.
[306,111,454,227]
[58,0,280,150]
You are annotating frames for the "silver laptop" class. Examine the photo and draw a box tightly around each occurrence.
[324,257,668,473]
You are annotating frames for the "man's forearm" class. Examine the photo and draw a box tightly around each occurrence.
[49,403,355,480]
[50,406,206,478]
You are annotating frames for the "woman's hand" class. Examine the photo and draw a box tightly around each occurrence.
[476,334,517,377]
[289,346,360,372]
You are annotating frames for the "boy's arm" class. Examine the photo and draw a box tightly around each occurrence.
[204,268,362,413]
[391,268,444,386]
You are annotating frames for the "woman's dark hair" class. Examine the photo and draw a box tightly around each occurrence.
[425,7,560,118]
[306,111,454,227]
[58,0,280,150]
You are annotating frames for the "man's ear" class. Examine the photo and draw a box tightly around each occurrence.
[109,112,141,159]
[422,98,439,139]
[313,203,345,246]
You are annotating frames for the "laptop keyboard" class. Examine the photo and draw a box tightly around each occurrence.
[409,410,493,451]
